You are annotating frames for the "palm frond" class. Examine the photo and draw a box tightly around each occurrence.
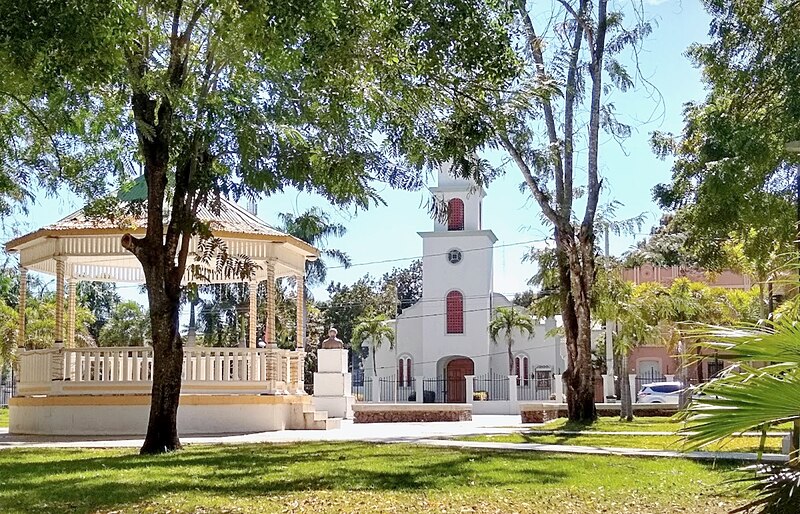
[680,369,800,449]
[688,319,800,363]
[731,464,800,514]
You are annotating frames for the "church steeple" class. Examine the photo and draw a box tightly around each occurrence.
[430,163,485,233]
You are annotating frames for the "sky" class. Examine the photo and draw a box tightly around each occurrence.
[4,0,712,306]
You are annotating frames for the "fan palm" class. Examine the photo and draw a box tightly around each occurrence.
[680,318,800,513]
[352,313,395,376]
[489,307,534,375]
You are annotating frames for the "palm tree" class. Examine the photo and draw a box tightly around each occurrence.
[351,313,395,377]
[680,318,800,513]
[278,208,351,286]
[489,307,534,375]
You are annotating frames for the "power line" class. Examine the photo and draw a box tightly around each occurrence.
[327,238,549,270]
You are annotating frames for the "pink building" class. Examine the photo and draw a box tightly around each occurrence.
[624,265,751,381]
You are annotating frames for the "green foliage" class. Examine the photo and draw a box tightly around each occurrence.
[23,295,95,348]
[98,301,149,347]
[321,276,397,347]
[381,260,422,313]
[352,312,395,376]
[278,208,350,287]
[77,281,122,342]
[651,0,800,279]
[489,306,534,374]
[680,316,800,513]
[488,307,534,345]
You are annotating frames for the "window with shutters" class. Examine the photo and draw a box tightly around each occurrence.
[447,198,464,231]
[515,355,529,385]
[446,290,464,334]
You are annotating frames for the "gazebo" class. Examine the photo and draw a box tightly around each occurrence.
[6,192,338,435]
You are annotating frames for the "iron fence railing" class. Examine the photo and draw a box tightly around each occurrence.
[377,377,415,402]
[472,373,509,401]
[0,370,16,407]
[351,376,373,401]
[422,377,451,403]
[517,375,553,401]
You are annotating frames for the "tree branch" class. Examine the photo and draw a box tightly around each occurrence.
[498,131,560,225]
[563,0,587,221]
[515,0,564,204]
[582,0,608,231]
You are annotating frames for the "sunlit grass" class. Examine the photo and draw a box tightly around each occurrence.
[0,442,750,513]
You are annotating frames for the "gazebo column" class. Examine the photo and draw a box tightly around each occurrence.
[54,258,65,347]
[265,259,276,346]
[295,273,304,349]
[66,277,78,347]
[248,280,258,348]
[17,266,27,350]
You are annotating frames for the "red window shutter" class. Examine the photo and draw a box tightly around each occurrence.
[447,199,464,231]
[523,358,529,386]
[407,359,412,386]
[446,291,464,334]
[398,359,404,385]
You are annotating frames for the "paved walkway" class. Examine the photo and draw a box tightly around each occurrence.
[0,415,787,463]
[0,415,528,449]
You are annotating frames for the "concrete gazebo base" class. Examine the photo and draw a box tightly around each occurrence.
[10,394,339,436]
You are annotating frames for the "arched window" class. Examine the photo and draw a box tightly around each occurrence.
[446,291,464,334]
[398,356,413,386]
[447,198,464,231]
[515,355,530,386]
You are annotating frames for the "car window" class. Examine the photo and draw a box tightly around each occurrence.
[651,384,680,393]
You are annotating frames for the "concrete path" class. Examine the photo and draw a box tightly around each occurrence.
[0,415,529,449]
[0,415,787,463]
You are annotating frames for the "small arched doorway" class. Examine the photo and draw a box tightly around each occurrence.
[446,357,474,403]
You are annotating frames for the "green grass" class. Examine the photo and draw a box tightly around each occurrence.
[459,433,784,453]
[459,416,788,453]
[0,442,749,514]
[540,416,688,433]
[0,408,7,428]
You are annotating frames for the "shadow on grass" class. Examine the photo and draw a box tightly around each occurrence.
[0,442,572,513]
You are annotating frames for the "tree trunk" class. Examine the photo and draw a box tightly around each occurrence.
[619,350,632,422]
[372,345,378,377]
[140,287,183,454]
[557,232,597,423]
[508,340,514,375]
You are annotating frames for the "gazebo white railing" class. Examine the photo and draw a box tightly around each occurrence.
[17,346,305,396]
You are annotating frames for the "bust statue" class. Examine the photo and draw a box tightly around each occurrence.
[320,327,344,349]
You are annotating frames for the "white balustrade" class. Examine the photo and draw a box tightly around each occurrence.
[16,346,304,396]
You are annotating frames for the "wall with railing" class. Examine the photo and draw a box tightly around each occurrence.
[16,346,305,396]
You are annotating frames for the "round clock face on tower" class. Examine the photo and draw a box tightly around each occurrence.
[447,249,463,264]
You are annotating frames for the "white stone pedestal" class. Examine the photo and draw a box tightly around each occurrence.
[313,349,354,419]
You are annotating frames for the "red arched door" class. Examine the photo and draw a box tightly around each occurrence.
[446,358,474,403]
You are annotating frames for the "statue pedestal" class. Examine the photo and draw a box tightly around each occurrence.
[313,349,354,419]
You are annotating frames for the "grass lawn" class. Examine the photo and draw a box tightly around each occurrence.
[539,416,794,433]
[459,432,784,453]
[0,407,7,428]
[538,416,688,433]
[0,442,749,514]
[460,416,788,453]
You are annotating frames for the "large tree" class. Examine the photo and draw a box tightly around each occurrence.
[651,0,800,292]
[2,0,516,452]
[463,0,652,421]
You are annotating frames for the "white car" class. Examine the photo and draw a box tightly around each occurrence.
[636,381,682,404]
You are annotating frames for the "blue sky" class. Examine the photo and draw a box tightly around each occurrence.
[4,0,711,305]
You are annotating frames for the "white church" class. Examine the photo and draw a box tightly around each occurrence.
[364,166,591,403]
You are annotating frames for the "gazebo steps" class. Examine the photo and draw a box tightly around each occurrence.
[299,404,341,430]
